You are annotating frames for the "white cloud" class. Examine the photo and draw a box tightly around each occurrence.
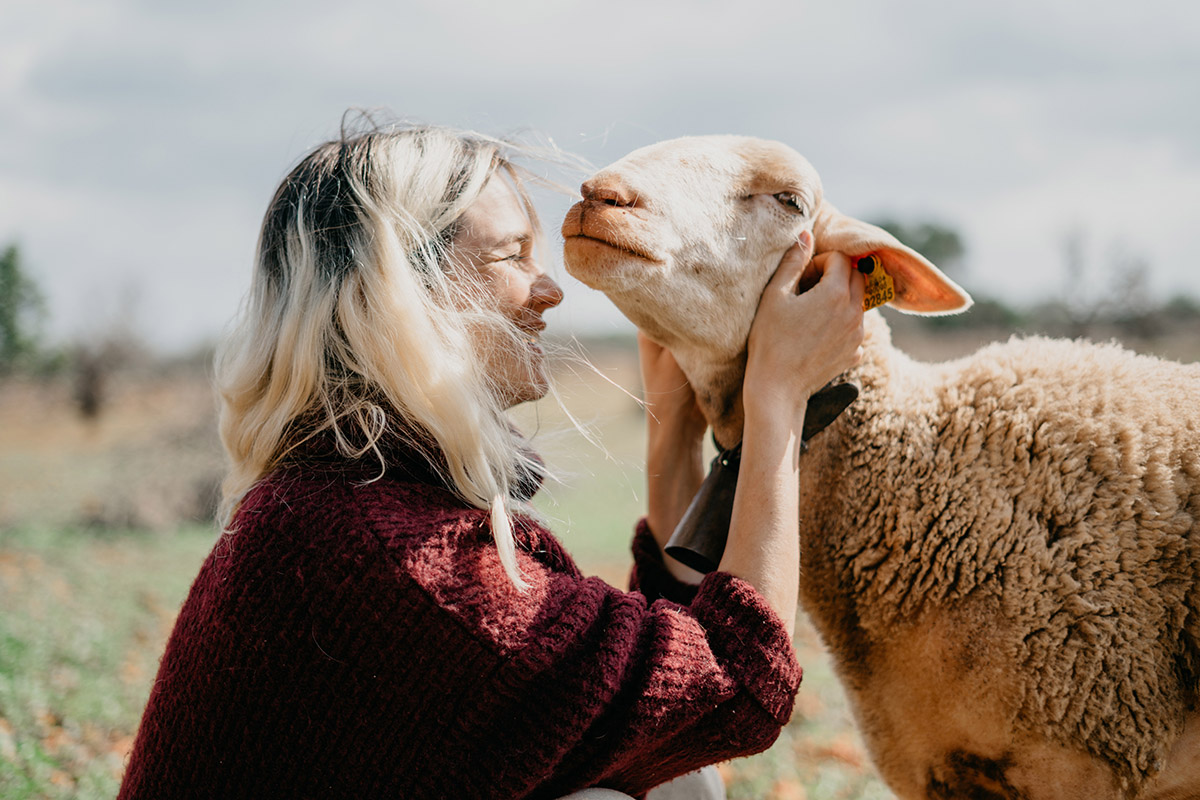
[962,138,1200,304]
[0,0,1197,350]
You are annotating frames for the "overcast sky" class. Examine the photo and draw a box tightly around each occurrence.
[2,0,1197,352]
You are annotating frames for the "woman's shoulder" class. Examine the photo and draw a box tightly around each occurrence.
[241,463,481,527]
[233,464,571,569]
[205,466,495,620]
[228,464,590,655]
[215,467,467,578]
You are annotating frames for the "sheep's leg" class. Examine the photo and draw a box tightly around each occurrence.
[1138,712,1200,800]
[858,679,1126,800]
[924,744,1120,799]
[830,603,1126,799]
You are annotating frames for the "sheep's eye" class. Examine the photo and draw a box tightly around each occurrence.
[773,192,806,215]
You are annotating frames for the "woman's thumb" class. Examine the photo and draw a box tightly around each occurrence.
[769,230,816,295]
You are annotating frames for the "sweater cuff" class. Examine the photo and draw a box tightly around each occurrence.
[629,518,701,606]
[691,571,803,723]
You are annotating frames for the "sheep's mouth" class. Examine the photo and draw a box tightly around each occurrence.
[561,200,664,266]
[563,233,659,263]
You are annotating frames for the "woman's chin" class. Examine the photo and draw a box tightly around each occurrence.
[501,367,551,408]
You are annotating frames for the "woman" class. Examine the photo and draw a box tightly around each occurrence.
[118,123,865,799]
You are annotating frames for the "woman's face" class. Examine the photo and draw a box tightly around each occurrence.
[447,175,564,407]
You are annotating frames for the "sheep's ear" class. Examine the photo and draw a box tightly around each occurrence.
[813,203,973,315]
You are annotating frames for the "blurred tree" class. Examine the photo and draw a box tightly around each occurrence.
[870,218,966,273]
[871,218,1027,332]
[1164,295,1200,320]
[0,243,46,372]
[70,282,152,420]
[1058,230,1105,338]
[921,297,1026,330]
[1109,253,1160,338]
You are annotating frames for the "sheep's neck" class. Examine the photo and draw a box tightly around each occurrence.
[704,378,864,451]
[711,396,745,452]
[670,353,747,450]
[689,311,894,451]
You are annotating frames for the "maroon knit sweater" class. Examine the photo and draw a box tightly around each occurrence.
[118,438,802,799]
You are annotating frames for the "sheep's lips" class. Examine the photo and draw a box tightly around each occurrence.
[561,199,665,289]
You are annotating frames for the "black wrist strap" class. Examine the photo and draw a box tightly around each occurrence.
[664,381,859,574]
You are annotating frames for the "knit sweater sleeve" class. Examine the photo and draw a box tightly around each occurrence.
[390,503,803,799]
[518,571,800,797]
[627,518,701,606]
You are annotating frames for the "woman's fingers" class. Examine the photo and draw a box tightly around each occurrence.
[638,331,700,406]
[811,251,850,293]
[638,332,680,390]
[765,231,816,296]
[636,329,663,356]
[808,252,867,319]
[746,244,869,413]
[798,251,837,295]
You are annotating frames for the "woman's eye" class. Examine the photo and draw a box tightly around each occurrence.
[773,192,806,215]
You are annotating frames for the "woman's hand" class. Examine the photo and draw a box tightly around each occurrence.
[744,235,866,433]
[719,231,866,635]
[639,332,708,583]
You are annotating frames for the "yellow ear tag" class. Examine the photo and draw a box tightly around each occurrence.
[856,254,894,311]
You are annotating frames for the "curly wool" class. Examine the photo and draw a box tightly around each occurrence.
[797,312,1200,793]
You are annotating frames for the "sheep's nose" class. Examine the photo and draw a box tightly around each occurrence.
[580,176,638,208]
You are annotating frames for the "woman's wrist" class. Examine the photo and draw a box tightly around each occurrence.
[646,438,704,531]
[647,419,705,462]
[645,420,706,583]
[742,380,812,443]
[717,410,804,635]
[646,407,706,497]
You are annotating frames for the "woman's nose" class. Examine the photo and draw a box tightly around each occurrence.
[530,272,564,313]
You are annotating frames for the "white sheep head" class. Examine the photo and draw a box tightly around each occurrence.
[562,135,973,438]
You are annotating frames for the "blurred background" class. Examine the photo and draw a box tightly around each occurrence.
[1,0,1197,797]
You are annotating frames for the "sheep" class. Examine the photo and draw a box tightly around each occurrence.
[560,135,1200,800]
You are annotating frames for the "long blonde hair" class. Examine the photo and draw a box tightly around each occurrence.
[215,122,550,588]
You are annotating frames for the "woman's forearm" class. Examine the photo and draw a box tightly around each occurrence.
[645,420,707,584]
[644,399,706,585]
[646,433,704,541]
[638,330,710,584]
[716,244,864,636]
[717,405,803,637]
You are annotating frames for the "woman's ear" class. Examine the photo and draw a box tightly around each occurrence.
[813,203,973,316]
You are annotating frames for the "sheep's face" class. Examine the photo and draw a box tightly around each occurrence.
[562,136,820,362]
[563,136,972,431]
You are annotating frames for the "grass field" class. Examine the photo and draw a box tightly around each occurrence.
[0,338,890,799]
[4,318,1197,798]
[0,524,215,799]
[0,524,887,800]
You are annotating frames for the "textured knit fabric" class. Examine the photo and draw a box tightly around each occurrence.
[118,437,802,799]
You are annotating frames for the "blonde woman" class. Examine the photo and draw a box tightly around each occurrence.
[118,123,865,800]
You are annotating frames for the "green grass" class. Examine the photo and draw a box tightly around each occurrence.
[0,351,888,798]
[0,521,886,799]
[0,524,215,799]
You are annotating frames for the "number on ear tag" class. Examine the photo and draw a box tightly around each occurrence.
[857,254,894,311]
